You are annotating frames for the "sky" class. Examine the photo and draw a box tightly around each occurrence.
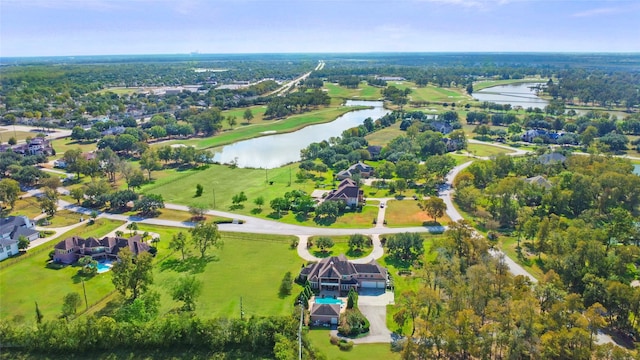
[1,0,639,57]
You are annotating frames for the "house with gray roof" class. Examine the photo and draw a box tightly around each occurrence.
[538,152,567,165]
[335,162,374,181]
[0,216,39,243]
[310,303,341,325]
[299,254,388,295]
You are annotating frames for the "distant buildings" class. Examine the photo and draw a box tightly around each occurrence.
[335,162,374,181]
[53,234,150,264]
[0,138,53,156]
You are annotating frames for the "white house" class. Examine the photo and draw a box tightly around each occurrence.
[0,216,39,243]
[0,238,19,261]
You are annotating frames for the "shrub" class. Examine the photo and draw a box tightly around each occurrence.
[338,340,354,351]
[329,335,339,345]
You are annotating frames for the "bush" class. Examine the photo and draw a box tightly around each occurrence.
[329,335,339,345]
[338,340,354,351]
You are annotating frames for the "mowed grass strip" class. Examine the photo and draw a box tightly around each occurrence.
[0,130,37,142]
[467,142,515,157]
[365,122,403,147]
[390,82,468,103]
[307,329,400,360]
[384,199,450,227]
[0,219,125,324]
[140,225,302,318]
[9,197,43,219]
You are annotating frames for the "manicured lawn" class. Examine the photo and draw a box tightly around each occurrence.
[365,122,403,147]
[40,210,84,227]
[155,105,364,150]
[0,219,125,324]
[308,235,373,259]
[220,105,267,129]
[323,82,382,100]
[49,138,97,158]
[473,78,545,91]
[307,329,400,360]
[275,203,380,229]
[390,82,468,103]
[384,199,450,227]
[467,142,515,157]
[136,225,302,318]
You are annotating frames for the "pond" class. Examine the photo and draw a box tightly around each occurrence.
[634,164,640,176]
[210,100,390,169]
[473,82,548,109]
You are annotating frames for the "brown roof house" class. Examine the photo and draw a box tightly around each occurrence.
[310,303,341,326]
[53,234,150,264]
[324,178,363,208]
[299,254,388,294]
[335,162,374,180]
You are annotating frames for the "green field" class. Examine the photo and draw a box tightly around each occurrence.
[390,82,468,103]
[308,235,374,259]
[365,122,403,147]
[384,199,450,227]
[50,138,98,158]
[0,130,38,143]
[138,225,302,318]
[472,78,545,91]
[323,82,382,100]
[0,219,125,324]
[466,142,515,157]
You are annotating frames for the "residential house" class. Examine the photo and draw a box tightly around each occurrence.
[9,138,54,156]
[538,152,567,165]
[525,175,553,190]
[310,303,341,325]
[335,162,374,180]
[0,238,19,261]
[101,126,125,136]
[0,216,39,243]
[443,137,464,152]
[53,234,150,264]
[299,254,388,294]
[522,129,548,143]
[324,178,363,207]
[428,121,453,135]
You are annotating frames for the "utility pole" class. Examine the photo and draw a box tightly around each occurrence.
[81,278,88,310]
[265,168,268,183]
[240,296,244,320]
[212,185,216,209]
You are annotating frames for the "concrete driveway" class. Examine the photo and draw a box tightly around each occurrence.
[333,290,395,344]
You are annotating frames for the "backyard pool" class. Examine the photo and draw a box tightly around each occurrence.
[315,297,343,305]
[95,260,114,274]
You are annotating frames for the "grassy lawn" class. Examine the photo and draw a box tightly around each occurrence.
[8,197,44,219]
[49,138,98,158]
[40,210,84,227]
[220,105,267,129]
[323,82,382,100]
[155,105,365,150]
[365,122,403,147]
[390,82,468,103]
[384,199,450,227]
[308,235,374,259]
[274,203,379,229]
[307,329,400,360]
[467,142,515,157]
[135,225,302,318]
[0,130,38,143]
[0,219,125,324]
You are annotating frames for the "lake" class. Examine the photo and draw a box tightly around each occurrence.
[473,82,548,109]
[210,100,390,169]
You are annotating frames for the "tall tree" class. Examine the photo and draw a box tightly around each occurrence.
[0,178,20,210]
[243,108,254,124]
[190,221,222,258]
[171,276,203,311]
[139,148,161,180]
[419,197,447,223]
[111,247,154,300]
[169,231,189,260]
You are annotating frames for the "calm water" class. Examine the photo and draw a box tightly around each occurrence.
[634,164,640,176]
[473,82,548,109]
[210,100,390,168]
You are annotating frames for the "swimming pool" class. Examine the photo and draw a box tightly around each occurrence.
[315,297,343,305]
[96,260,114,274]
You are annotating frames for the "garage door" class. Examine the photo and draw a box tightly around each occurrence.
[361,281,379,288]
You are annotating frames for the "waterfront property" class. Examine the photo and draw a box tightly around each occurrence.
[299,254,387,295]
[53,234,150,264]
[335,162,374,180]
